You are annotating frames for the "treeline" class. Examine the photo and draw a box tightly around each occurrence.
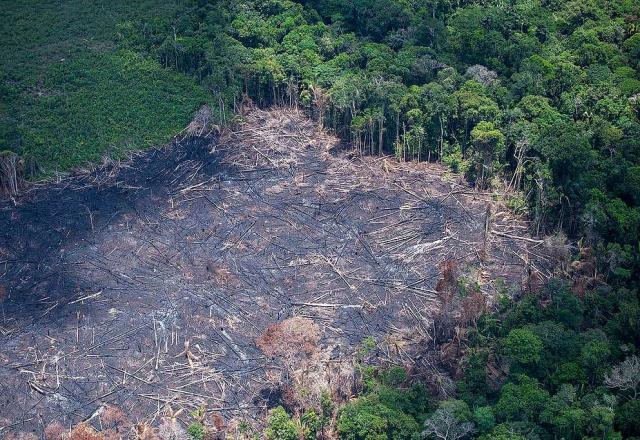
[118,0,640,254]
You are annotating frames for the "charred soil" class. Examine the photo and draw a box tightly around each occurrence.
[0,109,552,435]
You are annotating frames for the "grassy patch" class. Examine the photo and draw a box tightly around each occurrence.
[0,0,208,175]
[19,50,208,174]
[0,0,176,77]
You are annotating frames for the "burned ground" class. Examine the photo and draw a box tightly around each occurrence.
[0,109,551,435]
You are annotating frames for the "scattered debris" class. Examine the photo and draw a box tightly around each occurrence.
[0,108,551,433]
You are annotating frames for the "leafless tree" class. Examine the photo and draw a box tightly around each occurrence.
[0,150,21,195]
[422,407,475,440]
[604,355,640,398]
[464,65,498,86]
[310,84,328,129]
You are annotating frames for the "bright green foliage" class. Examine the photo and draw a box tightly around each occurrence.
[337,368,428,440]
[337,403,394,440]
[0,0,208,176]
[301,410,321,440]
[501,328,542,366]
[265,406,299,440]
[337,398,421,440]
[469,121,505,188]
[21,51,208,174]
[187,422,206,440]
[478,424,527,440]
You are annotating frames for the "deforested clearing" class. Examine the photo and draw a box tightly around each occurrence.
[0,108,553,431]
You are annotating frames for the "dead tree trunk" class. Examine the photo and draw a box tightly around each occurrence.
[0,151,21,196]
[481,205,491,261]
[378,115,384,155]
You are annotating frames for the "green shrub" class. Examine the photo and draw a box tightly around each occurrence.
[265,406,298,440]
[337,396,421,440]
[479,424,527,440]
[443,148,470,174]
[301,410,320,440]
[187,422,206,440]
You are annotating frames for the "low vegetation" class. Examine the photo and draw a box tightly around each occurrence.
[0,0,208,177]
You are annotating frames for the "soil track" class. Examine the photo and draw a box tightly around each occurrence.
[0,109,549,435]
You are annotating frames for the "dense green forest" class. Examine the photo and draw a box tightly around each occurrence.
[2,0,640,438]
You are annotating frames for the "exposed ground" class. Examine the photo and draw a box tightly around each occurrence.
[0,109,551,436]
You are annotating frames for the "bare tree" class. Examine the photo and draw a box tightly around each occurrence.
[0,151,21,195]
[422,407,475,440]
[604,355,640,398]
[310,84,328,129]
[464,65,498,86]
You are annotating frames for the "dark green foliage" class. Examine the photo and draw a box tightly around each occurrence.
[615,399,640,437]
[457,350,491,406]
[494,375,550,423]
[473,406,496,434]
[500,294,545,331]
[529,321,581,379]
[550,362,588,388]
[546,287,585,329]
[456,278,640,440]
[580,330,613,383]
[478,424,527,440]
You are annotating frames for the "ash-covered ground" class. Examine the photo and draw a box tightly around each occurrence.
[0,109,550,435]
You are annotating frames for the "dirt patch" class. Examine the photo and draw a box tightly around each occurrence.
[256,317,321,358]
[0,108,552,435]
